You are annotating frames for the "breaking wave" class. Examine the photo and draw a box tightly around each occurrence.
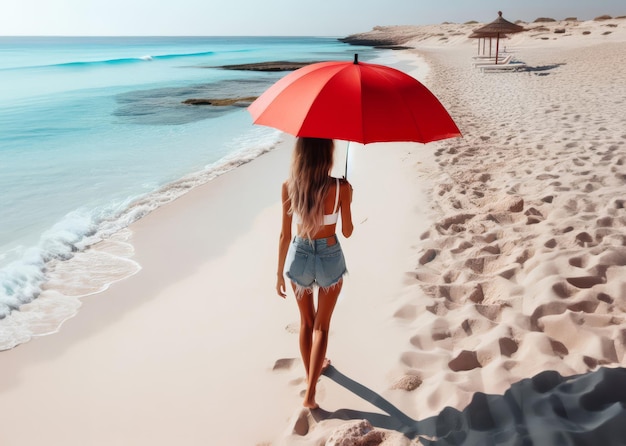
[0,131,281,350]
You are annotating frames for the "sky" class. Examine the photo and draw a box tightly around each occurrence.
[1,0,624,36]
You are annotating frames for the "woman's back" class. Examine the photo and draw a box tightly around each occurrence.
[294,177,352,240]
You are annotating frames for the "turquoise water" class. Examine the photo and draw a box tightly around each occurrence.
[0,36,384,336]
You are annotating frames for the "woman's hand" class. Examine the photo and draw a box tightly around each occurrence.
[276,275,287,298]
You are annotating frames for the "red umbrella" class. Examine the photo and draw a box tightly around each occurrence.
[248,54,461,145]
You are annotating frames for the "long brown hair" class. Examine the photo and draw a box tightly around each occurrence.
[287,137,335,239]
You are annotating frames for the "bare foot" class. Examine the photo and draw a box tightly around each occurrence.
[302,359,330,408]
[303,387,319,409]
[303,399,319,409]
[321,358,331,373]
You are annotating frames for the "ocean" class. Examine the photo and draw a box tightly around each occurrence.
[0,36,386,349]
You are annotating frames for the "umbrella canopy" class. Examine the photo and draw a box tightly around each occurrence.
[473,11,525,63]
[248,55,461,145]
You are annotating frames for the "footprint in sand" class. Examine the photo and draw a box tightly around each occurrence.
[568,255,589,268]
[285,323,299,334]
[598,293,614,304]
[551,281,578,299]
[448,350,481,372]
[419,249,438,265]
[273,358,298,371]
[425,301,449,316]
[566,276,605,289]
[567,300,599,314]
[544,238,558,248]
[558,226,575,234]
[393,304,418,321]
[298,382,326,401]
[499,337,519,357]
[289,409,312,436]
[289,377,305,386]
[575,232,594,247]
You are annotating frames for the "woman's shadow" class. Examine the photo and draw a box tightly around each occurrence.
[312,365,626,446]
[312,365,502,444]
[312,365,424,439]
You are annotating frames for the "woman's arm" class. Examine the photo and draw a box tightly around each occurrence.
[276,182,292,298]
[340,179,354,238]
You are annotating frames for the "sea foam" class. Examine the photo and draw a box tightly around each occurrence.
[0,131,281,350]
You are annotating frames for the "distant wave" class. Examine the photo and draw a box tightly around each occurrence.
[0,50,216,72]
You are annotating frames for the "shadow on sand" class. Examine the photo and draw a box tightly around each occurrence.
[313,365,421,439]
[523,62,567,76]
[312,365,626,445]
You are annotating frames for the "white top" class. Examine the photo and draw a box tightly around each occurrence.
[294,178,340,225]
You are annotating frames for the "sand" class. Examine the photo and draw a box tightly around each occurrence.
[2,15,626,446]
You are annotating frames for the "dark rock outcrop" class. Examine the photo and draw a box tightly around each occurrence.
[182,97,257,106]
[216,61,316,71]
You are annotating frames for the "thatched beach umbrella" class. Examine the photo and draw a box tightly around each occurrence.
[473,11,525,63]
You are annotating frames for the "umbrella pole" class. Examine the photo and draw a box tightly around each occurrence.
[495,34,500,64]
[343,141,350,180]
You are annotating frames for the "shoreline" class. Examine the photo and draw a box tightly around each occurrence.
[0,129,282,351]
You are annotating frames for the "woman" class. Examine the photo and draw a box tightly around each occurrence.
[276,137,353,409]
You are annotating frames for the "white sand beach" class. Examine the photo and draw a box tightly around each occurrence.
[2,14,626,446]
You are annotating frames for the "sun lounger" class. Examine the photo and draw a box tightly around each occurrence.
[480,61,527,72]
[472,53,508,60]
[472,55,513,67]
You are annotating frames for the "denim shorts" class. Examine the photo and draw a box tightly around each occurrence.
[285,235,347,294]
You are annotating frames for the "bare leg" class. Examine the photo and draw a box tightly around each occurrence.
[293,285,315,377]
[302,280,341,409]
